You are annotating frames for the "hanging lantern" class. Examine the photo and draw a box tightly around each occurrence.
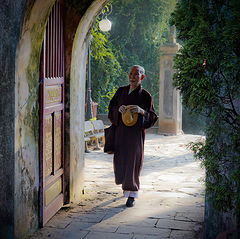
[99,17,112,32]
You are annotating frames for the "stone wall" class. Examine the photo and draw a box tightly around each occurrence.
[14,0,54,237]
[204,196,237,239]
[204,119,239,238]
[0,1,27,238]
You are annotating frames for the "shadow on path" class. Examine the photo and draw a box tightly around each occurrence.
[30,134,205,239]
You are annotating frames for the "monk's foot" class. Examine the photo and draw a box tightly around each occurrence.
[126,197,135,207]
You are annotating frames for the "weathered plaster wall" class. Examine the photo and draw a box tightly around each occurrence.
[0,0,28,238]
[70,0,108,202]
[14,0,54,237]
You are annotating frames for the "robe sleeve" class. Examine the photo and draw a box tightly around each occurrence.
[108,87,123,126]
[142,95,158,129]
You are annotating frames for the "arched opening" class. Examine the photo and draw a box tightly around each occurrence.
[13,0,204,237]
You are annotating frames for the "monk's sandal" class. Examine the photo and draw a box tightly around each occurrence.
[126,197,135,207]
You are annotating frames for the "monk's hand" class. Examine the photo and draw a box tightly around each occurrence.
[119,105,127,114]
[130,105,145,115]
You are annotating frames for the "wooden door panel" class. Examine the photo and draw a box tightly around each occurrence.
[54,111,62,171]
[45,177,63,206]
[44,115,53,178]
[40,0,64,226]
[45,85,62,106]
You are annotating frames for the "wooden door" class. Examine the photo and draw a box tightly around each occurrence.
[39,1,64,226]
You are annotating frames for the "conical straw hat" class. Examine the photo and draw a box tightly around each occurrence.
[121,105,138,127]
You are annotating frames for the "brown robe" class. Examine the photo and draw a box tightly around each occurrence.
[108,84,158,191]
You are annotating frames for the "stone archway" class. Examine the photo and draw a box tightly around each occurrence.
[13,0,108,236]
[6,0,181,237]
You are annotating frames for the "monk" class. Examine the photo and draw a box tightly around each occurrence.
[108,65,158,207]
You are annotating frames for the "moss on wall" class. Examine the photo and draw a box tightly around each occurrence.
[24,4,53,141]
[23,0,36,24]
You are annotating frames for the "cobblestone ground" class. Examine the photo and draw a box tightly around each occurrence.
[30,134,205,239]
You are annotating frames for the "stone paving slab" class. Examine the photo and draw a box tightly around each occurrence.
[156,218,199,230]
[83,222,119,233]
[116,225,171,237]
[69,212,106,222]
[84,231,132,239]
[66,221,96,231]
[30,227,89,239]
[169,229,198,239]
[102,214,158,227]
[174,211,204,223]
[45,214,73,229]
[30,134,205,239]
[132,235,168,239]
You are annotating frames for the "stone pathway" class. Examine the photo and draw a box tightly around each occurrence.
[30,134,205,239]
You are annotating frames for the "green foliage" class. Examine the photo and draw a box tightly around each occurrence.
[90,0,177,114]
[109,0,177,112]
[90,14,124,113]
[101,85,117,113]
[91,19,115,61]
[171,0,240,217]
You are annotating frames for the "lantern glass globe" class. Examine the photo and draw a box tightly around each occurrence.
[99,18,112,32]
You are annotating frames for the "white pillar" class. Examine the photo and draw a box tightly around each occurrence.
[159,27,182,135]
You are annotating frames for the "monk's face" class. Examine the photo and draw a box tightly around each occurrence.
[129,67,142,89]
